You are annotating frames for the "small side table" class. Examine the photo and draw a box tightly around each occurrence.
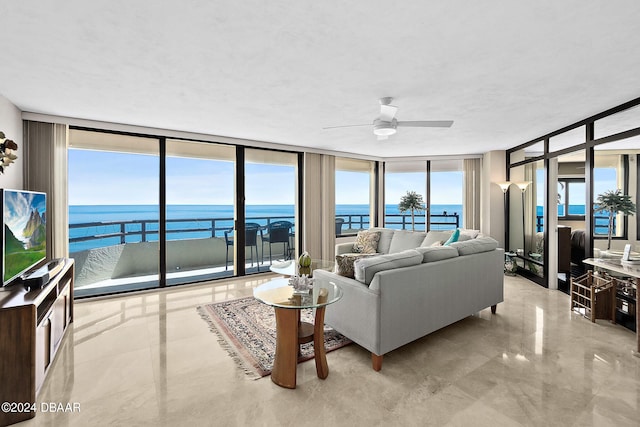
[253,279,343,388]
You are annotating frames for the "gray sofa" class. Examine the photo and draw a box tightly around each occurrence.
[313,227,504,371]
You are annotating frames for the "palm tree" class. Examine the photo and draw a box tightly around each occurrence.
[398,191,425,231]
[595,189,636,250]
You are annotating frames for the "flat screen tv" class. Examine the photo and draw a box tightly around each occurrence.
[1,189,47,287]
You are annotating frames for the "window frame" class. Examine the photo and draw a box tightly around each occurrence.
[557,177,586,221]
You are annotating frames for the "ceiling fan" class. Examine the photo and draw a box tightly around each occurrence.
[323,97,453,140]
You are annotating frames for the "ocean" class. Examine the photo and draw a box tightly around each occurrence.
[69,203,608,253]
[68,204,465,253]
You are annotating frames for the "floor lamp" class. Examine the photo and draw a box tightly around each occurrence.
[496,182,516,274]
[515,181,532,255]
[496,181,512,243]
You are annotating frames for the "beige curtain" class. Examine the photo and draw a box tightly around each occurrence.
[463,158,481,229]
[23,121,69,259]
[302,153,336,261]
[320,155,335,260]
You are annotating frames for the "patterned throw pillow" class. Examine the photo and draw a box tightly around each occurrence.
[335,253,376,279]
[352,230,381,254]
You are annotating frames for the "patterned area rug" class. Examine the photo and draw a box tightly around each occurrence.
[197,297,352,379]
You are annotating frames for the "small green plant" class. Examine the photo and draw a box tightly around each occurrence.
[595,189,636,250]
[398,191,425,231]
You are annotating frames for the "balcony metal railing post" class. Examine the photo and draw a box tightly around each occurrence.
[120,223,126,244]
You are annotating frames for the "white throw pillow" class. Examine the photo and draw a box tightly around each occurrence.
[388,230,427,253]
[459,228,480,239]
[421,230,453,247]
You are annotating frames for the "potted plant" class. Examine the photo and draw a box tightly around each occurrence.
[0,131,18,174]
[594,189,636,250]
[398,191,425,231]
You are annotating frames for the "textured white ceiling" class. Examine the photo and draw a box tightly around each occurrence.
[1,1,640,158]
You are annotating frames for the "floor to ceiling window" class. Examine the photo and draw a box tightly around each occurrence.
[68,129,160,297]
[335,157,374,235]
[165,139,236,285]
[244,148,298,267]
[384,160,472,232]
[68,129,301,297]
[430,160,464,230]
[384,161,427,231]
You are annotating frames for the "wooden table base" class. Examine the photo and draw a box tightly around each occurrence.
[271,305,329,389]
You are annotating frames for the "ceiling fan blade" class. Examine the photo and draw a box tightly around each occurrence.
[397,120,454,128]
[322,124,371,130]
[379,104,398,122]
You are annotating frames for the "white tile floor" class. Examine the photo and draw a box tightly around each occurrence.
[23,273,640,426]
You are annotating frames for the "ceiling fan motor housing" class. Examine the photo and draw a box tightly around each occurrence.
[373,118,397,136]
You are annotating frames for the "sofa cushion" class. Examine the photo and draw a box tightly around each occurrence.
[388,230,427,253]
[336,253,376,278]
[367,227,395,254]
[352,230,381,254]
[354,249,423,285]
[421,230,453,247]
[415,246,459,263]
[449,236,498,256]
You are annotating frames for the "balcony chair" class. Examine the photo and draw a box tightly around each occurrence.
[262,220,293,264]
[335,217,344,236]
[224,222,263,270]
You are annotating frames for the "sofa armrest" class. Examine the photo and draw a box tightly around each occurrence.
[313,269,381,354]
[336,242,355,255]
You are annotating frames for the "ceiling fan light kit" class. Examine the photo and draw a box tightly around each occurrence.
[373,118,397,136]
[323,97,453,139]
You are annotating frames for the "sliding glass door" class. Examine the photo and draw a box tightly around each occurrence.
[68,130,302,296]
[244,149,298,269]
[68,130,160,297]
[165,140,236,285]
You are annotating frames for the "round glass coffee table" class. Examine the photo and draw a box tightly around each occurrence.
[269,259,335,276]
[253,278,343,389]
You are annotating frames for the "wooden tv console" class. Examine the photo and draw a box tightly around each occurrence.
[0,258,74,426]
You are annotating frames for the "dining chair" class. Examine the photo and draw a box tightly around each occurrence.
[261,220,293,264]
[224,222,263,270]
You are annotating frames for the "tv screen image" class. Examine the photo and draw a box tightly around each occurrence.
[2,189,47,286]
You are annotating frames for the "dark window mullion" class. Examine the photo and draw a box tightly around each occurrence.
[159,137,166,287]
[236,146,246,276]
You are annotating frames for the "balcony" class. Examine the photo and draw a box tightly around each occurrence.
[70,213,460,296]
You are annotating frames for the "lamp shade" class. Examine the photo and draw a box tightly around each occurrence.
[496,182,512,193]
[515,181,532,192]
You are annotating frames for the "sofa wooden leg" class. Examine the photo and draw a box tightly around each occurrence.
[372,353,383,371]
[491,304,497,314]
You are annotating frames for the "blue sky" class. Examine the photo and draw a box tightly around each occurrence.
[69,149,463,206]
[68,149,622,209]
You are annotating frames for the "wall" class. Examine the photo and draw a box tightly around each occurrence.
[0,94,23,189]
[480,150,507,247]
